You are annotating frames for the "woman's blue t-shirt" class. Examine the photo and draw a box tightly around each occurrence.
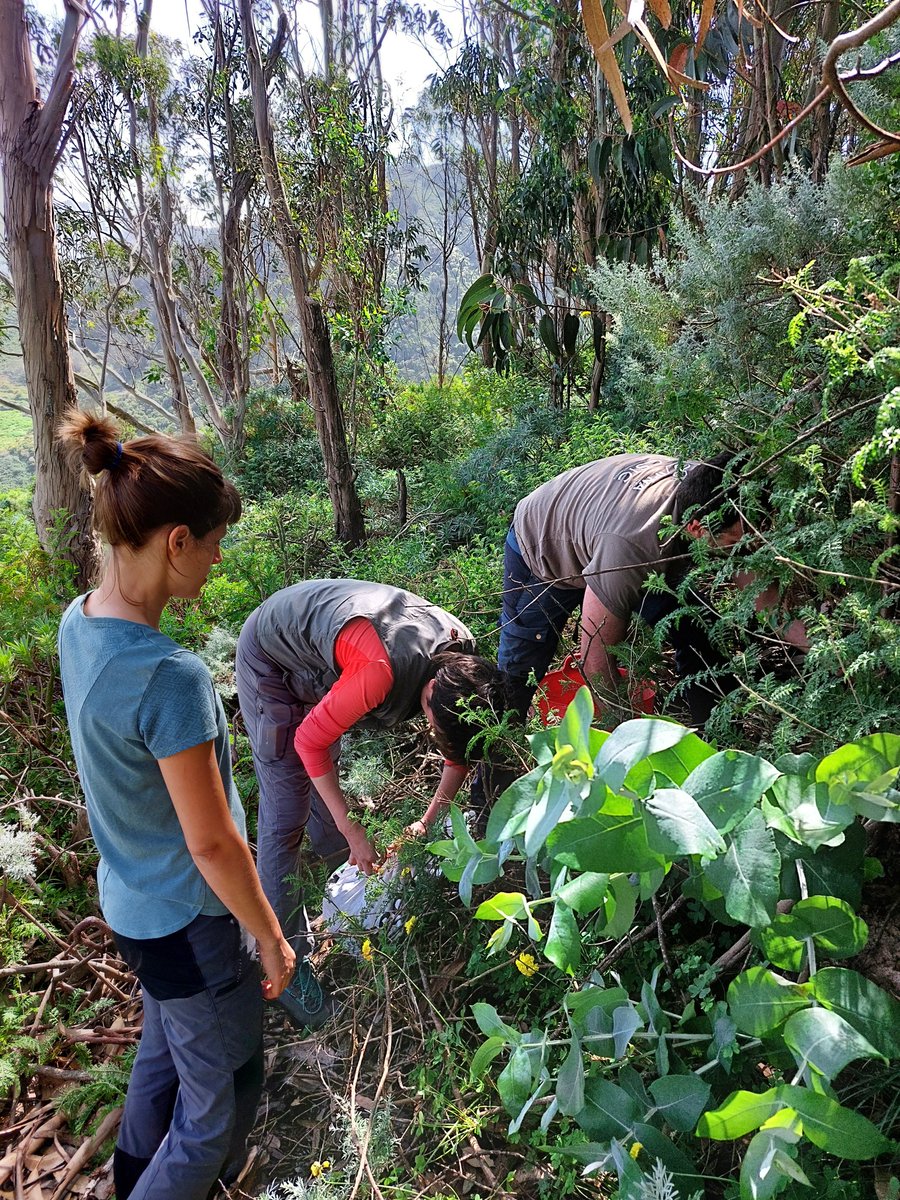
[58,595,247,939]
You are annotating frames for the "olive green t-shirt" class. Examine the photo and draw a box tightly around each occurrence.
[513,454,692,619]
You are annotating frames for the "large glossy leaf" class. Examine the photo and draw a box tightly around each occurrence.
[597,872,637,939]
[594,718,691,794]
[547,811,665,874]
[740,1128,808,1199]
[472,1002,519,1041]
[816,734,900,818]
[727,967,810,1037]
[756,896,868,971]
[648,1074,711,1133]
[704,808,780,927]
[486,764,547,843]
[644,786,726,857]
[470,1036,508,1081]
[776,1085,894,1159]
[625,731,716,795]
[558,685,594,764]
[811,967,900,1058]
[545,900,581,974]
[777,822,865,908]
[576,1077,639,1140]
[782,1008,886,1082]
[696,1088,781,1140]
[473,891,527,922]
[554,871,610,915]
[455,273,498,339]
[684,749,780,833]
[763,773,854,849]
[497,1045,534,1115]
[611,1003,642,1058]
[525,771,578,857]
[556,1035,585,1116]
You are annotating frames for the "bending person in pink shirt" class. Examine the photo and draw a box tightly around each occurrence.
[236,579,513,1028]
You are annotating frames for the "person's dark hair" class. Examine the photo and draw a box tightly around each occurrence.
[673,450,742,532]
[58,410,241,548]
[425,651,515,764]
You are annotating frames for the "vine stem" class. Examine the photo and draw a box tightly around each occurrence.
[795,860,817,979]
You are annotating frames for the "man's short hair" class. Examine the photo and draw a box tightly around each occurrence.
[673,451,742,532]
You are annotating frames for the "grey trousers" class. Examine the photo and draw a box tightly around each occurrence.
[112,913,264,1200]
[235,609,349,953]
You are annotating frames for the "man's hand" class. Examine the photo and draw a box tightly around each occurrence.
[259,934,296,1000]
[346,821,381,875]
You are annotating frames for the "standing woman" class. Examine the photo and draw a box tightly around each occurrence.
[56,413,294,1200]
[236,579,513,1027]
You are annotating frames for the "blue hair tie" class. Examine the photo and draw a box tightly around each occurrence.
[110,441,124,470]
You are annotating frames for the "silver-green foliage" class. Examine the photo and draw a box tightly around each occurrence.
[433,698,900,1199]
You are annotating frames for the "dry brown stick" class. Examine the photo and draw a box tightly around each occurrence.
[347,969,393,1200]
[593,893,688,976]
[417,964,499,1193]
[0,1114,66,1187]
[0,1103,56,1140]
[49,1105,122,1200]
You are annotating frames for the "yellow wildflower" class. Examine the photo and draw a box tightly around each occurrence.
[629,1141,643,1160]
[580,309,591,317]
[361,938,373,961]
[515,952,540,977]
[404,915,417,936]
[310,1159,331,1177]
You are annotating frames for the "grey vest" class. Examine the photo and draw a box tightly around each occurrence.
[253,580,476,728]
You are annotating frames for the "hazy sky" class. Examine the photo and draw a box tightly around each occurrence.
[35,0,466,107]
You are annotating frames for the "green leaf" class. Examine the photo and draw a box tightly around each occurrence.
[470,1036,508,1081]
[625,731,716,795]
[644,786,726,857]
[685,749,780,833]
[777,823,865,908]
[576,1078,638,1141]
[554,871,610,915]
[562,313,580,357]
[728,967,810,1037]
[811,967,900,1058]
[782,1008,886,1082]
[471,1002,519,1041]
[558,685,594,764]
[556,1035,585,1116]
[696,1088,782,1139]
[612,1003,642,1058]
[486,764,547,842]
[705,808,781,927]
[538,313,559,357]
[763,774,854,850]
[756,897,868,971]
[791,895,868,957]
[547,811,666,874]
[497,1045,534,1115]
[455,272,497,339]
[525,772,578,857]
[597,872,636,939]
[648,1074,711,1133]
[474,892,527,922]
[776,1085,894,1159]
[545,900,581,974]
[593,719,691,795]
[740,1129,806,1199]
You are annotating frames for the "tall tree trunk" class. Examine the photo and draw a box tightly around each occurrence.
[238,0,365,547]
[0,0,100,588]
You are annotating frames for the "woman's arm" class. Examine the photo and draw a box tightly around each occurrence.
[408,762,469,836]
[159,741,295,999]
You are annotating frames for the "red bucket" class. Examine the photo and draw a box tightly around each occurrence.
[535,656,655,726]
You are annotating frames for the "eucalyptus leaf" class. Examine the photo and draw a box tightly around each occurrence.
[644,786,726,857]
[705,808,780,927]
[727,967,810,1037]
[556,1035,585,1116]
[782,1007,885,1082]
[684,748,780,833]
[554,870,610,914]
[696,1087,782,1139]
[776,1085,894,1159]
[545,900,581,974]
[648,1074,711,1133]
[811,967,900,1058]
[576,1078,639,1140]
[593,718,691,794]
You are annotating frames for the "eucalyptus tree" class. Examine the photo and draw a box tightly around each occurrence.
[0,0,99,586]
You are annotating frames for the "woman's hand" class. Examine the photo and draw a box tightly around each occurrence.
[346,822,381,876]
[404,818,429,840]
[259,934,296,1000]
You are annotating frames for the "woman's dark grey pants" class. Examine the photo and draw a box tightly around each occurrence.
[235,608,349,954]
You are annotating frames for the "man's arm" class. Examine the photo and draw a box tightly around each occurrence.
[580,589,630,691]
[734,572,810,652]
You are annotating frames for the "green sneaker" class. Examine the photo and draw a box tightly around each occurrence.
[277,958,333,1031]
